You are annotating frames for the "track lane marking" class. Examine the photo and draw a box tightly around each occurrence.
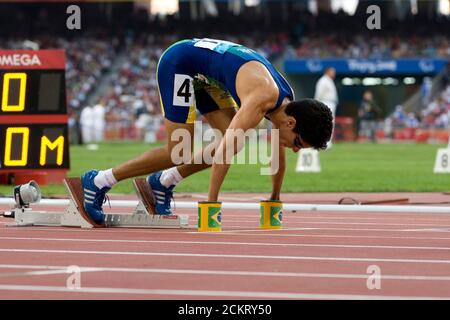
[4,225,450,241]
[0,284,447,300]
[213,227,450,233]
[1,248,450,264]
[1,264,450,281]
[1,236,450,251]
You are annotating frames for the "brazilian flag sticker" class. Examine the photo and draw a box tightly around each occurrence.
[209,207,222,228]
[270,206,282,226]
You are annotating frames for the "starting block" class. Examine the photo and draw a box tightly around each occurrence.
[8,178,189,229]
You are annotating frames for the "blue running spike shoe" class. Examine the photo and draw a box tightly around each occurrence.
[81,170,111,224]
[148,171,174,215]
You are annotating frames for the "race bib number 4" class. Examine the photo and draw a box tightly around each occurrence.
[173,74,195,107]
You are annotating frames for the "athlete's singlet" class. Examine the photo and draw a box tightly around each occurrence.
[156,38,294,124]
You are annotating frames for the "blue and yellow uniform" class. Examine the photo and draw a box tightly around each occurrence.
[157,38,295,124]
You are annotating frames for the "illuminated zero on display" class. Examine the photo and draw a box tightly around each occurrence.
[1,73,27,112]
[4,127,29,166]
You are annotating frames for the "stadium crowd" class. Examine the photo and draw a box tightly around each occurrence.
[3,31,450,143]
[387,85,450,130]
[283,10,450,59]
[1,36,119,115]
[285,34,450,59]
[1,4,449,143]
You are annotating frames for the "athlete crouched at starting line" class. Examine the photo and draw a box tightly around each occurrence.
[81,38,333,223]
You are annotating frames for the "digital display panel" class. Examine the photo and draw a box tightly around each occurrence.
[0,50,70,172]
[0,124,70,169]
[0,70,66,114]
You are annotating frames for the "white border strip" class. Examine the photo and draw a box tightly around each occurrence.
[1,198,450,213]
[0,284,447,300]
[1,264,450,281]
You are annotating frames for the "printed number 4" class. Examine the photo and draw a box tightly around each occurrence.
[173,74,194,107]
[177,79,191,103]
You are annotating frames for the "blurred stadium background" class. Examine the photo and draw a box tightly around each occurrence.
[1,0,450,194]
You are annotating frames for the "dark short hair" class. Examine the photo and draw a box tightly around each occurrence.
[284,98,333,150]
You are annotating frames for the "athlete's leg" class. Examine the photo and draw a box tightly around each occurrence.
[159,83,238,184]
[149,85,237,214]
[92,39,197,187]
[81,40,197,220]
[81,119,194,220]
[111,120,194,181]
[147,108,235,214]
[176,107,236,178]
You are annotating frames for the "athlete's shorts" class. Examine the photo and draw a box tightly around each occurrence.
[156,41,238,124]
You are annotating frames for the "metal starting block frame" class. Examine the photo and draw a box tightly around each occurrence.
[10,178,189,229]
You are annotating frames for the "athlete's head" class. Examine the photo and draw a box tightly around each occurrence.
[279,98,333,152]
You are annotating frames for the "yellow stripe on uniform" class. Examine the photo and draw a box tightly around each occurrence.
[159,94,165,117]
[186,102,197,124]
[205,86,238,110]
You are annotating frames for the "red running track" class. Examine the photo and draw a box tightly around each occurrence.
[1,200,450,300]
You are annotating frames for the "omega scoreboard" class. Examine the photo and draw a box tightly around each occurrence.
[0,50,70,184]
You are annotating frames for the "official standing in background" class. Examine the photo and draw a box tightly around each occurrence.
[80,105,94,144]
[314,67,338,147]
[92,103,106,142]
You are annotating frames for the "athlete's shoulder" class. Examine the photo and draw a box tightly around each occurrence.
[238,61,279,106]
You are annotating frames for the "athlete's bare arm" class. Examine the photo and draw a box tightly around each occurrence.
[270,139,286,201]
[208,61,279,201]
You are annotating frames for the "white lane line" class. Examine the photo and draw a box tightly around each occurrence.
[5,217,450,228]
[226,233,450,241]
[4,225,450,241]
[1,264,450,281]
[219,220,450,228]
[247,216,450,223]
[207,232,450,242]
[10,216,449,224]
[400,228,450,232]
[194,194,265,201]
[0,268,100,278]
[4,223,447,233]
[213,227,450,234]
[1,236,450,251]
[0,284,447,300]
[1,248,450,264]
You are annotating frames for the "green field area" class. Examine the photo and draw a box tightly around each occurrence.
[1,142,450,197]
